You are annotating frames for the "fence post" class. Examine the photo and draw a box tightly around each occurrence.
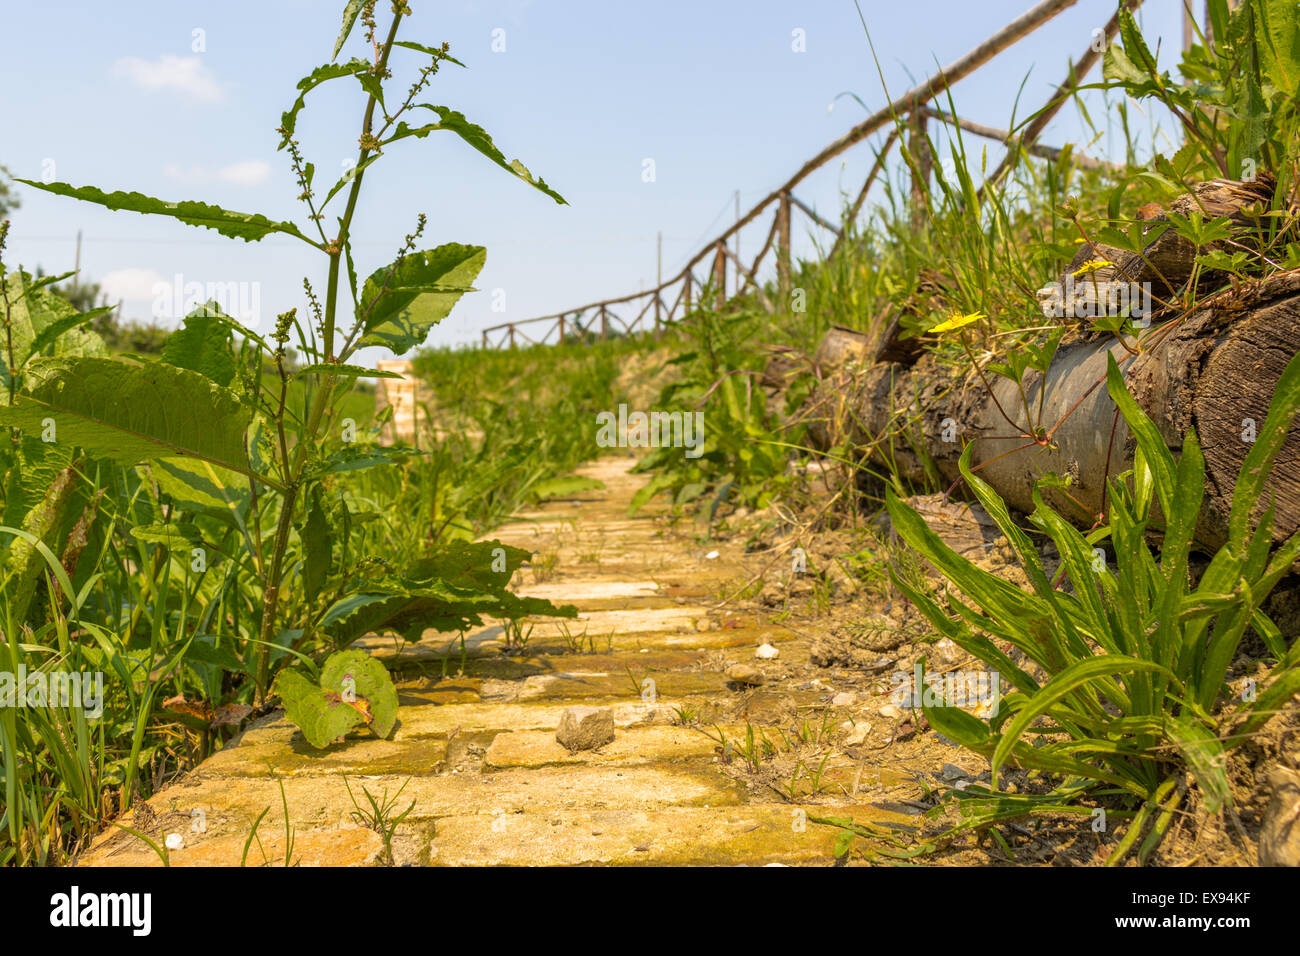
[776,190,792,302]
[909,108,932,233]
[684,271,692,315]
[600,305,609,339]
[558,316,565,345]
[712,241,727,310]
[509,324,516,348]
[482,329,488,349]
[655,230,662,330]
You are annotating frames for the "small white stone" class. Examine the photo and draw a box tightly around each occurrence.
[755,643,779,660]
[879,703,903,719]
[844,723,872,746]
[705,550,720,560]
[165,833,183,850]
[832,691,856,707]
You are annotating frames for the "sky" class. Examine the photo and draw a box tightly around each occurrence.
[0,0,1189,356]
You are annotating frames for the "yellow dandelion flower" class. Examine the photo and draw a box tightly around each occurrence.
[929,312,984,334]
[1072,258,1114,277]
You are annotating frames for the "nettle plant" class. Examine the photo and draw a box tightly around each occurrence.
[1,0,573,746]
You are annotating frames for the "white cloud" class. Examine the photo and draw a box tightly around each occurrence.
[163,160,270,187]
[216,160,270,186]
[112,54,223,102]
[99,268,168,302]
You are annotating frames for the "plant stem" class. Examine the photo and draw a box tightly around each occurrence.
[254,8,403,701]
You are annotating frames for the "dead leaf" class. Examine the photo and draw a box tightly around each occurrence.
[211,704,253,730]
[163,695,212,722]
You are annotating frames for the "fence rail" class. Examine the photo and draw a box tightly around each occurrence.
[480,0,1137,350]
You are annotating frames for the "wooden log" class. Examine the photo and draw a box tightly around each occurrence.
[1037,175,1277,318]
[813,325,875,375]
[820,273,1300,549]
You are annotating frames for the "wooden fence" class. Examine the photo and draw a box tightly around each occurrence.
[480,0,1135,350]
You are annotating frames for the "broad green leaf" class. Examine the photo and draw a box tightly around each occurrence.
[1,270,108,388]
[272,669,364,749]
[392,41,465,66]
[305,444,425,478]
[149,457,250,522]
[161,304,236,386]
[529,475,605,501]
[28,306,113,359]
[0,357,261,483]
[15,180,313,245]
[279,59,370,144]
[321,650,397,739]
[0,465,79,621]
[356,243,485,355]
[1118,7,1158,75]
[129,522,205,550]
[387,105,566,205]
[332,0,364,61]
[299,486,332,601]
[1256,0,1300,95]
[1102,44,1148,86]
[294,363,405,380]
[320,541,577,644]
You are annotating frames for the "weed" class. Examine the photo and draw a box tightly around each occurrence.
[345,775,416,866]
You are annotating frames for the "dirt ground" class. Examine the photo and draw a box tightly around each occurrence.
[709,460,1300,866]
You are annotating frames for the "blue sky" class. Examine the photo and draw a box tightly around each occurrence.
[1,0,1187,355]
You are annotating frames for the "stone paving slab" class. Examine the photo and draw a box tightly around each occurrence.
[77,456,903,867]
[427,803,916,866]
[78,764,750,865]
[484,725,716,769]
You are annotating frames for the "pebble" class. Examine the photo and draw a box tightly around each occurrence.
[725,663,765,686]
[556,706,616,751]
[165,833,183,850]
[755,643,780,660]
[705,550,720,560]
[843,723,871,746]
[879,703,903,719]
[831,691,856,707]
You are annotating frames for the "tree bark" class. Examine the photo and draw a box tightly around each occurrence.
[813,273,1300,550]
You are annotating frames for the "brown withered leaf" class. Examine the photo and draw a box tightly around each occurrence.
[211,703,253,730]
[162,694,213,722]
